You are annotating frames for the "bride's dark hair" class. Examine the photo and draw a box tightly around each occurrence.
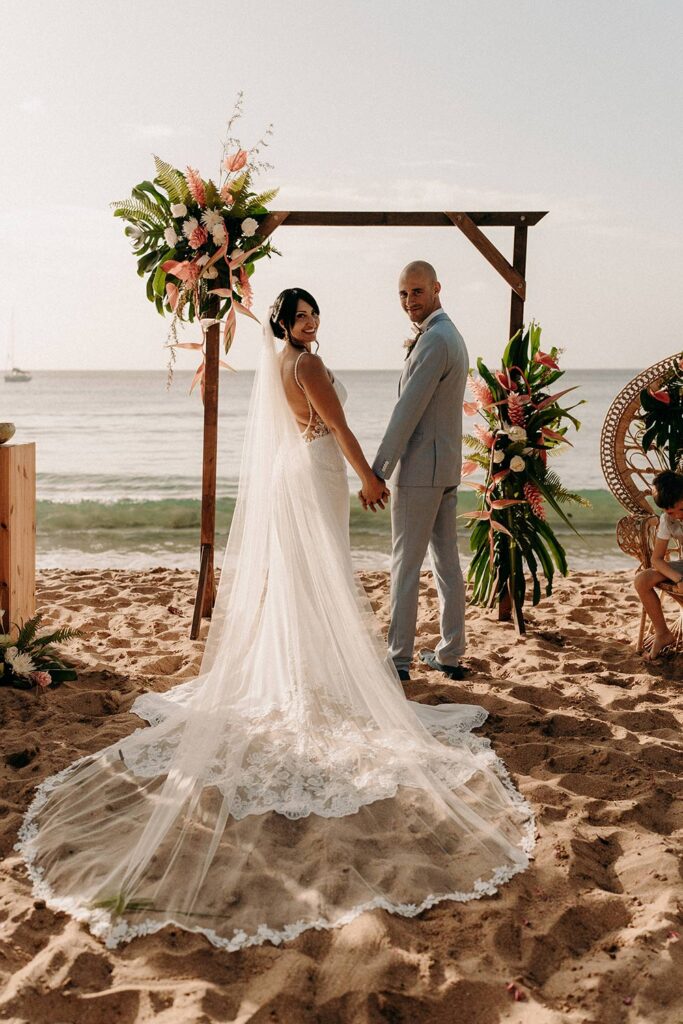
[270,288,319,342]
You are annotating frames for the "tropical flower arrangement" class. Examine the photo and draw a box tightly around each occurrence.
[0,610,80,691]
[638,354,683,471]
[461,324,587,623]
[112,97,279,397]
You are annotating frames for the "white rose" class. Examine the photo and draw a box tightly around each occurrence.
[510,456,526,472]
[507,425,527,443]
[202,266,219,279]
[164,226,179,248]
[4,646,18,665]
[241,217,259,237]
[492,449,505,464]
[212,223,227,245]
[182,217,199,240]
[201,208,222,231]
[170,203,187,218]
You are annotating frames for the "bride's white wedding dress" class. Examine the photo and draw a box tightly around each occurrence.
[16,320,534,951]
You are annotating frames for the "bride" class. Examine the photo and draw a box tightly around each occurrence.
[16,288,534,951]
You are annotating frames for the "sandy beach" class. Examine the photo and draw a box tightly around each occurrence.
[1,567,681,1023]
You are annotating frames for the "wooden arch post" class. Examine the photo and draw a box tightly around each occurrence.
[190,210,547,638]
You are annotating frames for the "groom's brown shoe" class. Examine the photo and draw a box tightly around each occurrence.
[419,650,468,680]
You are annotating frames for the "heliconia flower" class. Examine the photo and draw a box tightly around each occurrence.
[524,481,546,519]
[474,423,495,449]
[212,221,228,246]
[164,226,179,248]
[537,446,548,466]
[468,375,494,407]
[224,149,248,172]
[239,267,253,309]
[507,391,527,426]
[461,460,479,477]
[509,455,526,472]
[648,387,671,404]
[241,217,259,238]
[30,670,52,688]
[463,401,479,416]
[201,208,223,232]
[219,184,235,205]
[534,350,560,370]
[185,166,206,207]
[189,225,209,249]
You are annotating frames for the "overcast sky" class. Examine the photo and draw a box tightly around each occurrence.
[1,0,682,371]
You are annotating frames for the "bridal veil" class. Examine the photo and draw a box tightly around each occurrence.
[16,316,534,950]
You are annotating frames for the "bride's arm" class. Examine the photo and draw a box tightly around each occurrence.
[296,353,388,507]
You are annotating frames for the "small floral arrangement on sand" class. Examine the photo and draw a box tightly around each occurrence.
[112,95,279,396]
[462,324,587,623]
[638,354,683,471]
[0,610,80,691]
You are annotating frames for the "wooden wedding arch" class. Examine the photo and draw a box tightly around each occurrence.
[190,209,548,638]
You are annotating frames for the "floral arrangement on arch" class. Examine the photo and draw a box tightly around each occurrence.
[112,97,279,397]
[0,609,80,691]
[637,354,683,471]
[461,324,587,620]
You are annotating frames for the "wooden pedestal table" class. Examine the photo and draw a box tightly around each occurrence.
[0,442,36,631]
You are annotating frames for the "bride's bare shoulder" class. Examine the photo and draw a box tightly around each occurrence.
[292,351,328,382]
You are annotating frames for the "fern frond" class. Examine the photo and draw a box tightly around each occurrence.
[33,627,82,647]
[463,435,492,458]
[17,613,42,648]
[111,197,165,226]
[542,470,591,507]
[153,156,190,204]
[250,187,279,207]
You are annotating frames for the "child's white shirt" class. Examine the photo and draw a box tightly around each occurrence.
[656,511,683,541]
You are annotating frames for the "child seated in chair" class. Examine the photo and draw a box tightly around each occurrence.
[634,469,683,659]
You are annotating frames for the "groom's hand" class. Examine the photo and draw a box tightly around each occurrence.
[359,475,390,512]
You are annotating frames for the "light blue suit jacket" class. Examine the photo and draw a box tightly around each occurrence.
[372,311,468,487]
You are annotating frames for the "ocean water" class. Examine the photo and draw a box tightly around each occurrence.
[1,368,637,572]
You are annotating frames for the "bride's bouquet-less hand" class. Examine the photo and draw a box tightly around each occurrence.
[112,96,280,397]
[461,323,588,622]
[0,610,80,691]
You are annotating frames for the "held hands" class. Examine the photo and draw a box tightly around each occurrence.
[359,474,390,513]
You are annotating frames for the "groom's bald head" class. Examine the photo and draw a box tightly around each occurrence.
[398,261,442,323]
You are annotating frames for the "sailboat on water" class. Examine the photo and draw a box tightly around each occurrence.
[4,311,31,383]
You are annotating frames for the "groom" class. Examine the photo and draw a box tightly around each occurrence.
[369,261,469,682]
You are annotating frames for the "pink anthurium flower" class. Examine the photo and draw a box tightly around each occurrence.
[648,387,671,404]
[224,149,248,172]
[533,350,560,370]
[463,401,479,416]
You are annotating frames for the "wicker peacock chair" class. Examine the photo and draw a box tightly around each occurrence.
[600,354,683,654]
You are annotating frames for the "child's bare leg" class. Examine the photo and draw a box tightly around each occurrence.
[634,569,676,658]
